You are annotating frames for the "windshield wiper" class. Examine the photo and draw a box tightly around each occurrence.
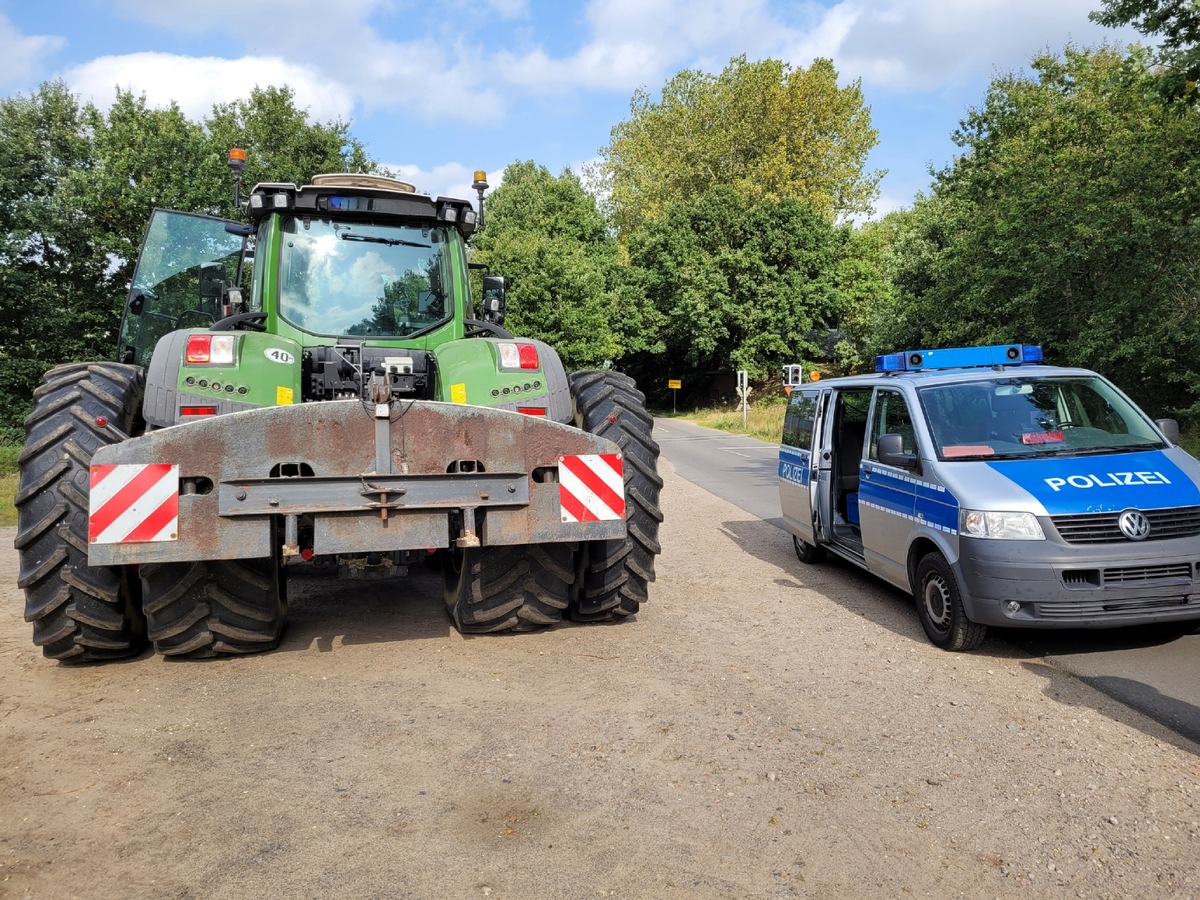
[1069,442,1164,455]
[339,233,430,249]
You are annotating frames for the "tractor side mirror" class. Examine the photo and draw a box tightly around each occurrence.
[199,264,226,302]
[480,275,506,326]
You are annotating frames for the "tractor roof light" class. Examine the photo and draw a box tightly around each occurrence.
[228,147,247,176]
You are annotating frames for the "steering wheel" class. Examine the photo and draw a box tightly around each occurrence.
[211,311,267,332]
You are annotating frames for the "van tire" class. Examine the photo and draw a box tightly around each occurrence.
[914,552,986,651]
[792,535,825,564]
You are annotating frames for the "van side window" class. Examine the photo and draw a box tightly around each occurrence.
[782,389,821,449]
[868,389,917,462]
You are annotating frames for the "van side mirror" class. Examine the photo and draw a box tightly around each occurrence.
[878,433,919,470]
[1156,418,1180,444]
[480,275,506,326]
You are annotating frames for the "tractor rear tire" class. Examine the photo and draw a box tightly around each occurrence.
[14,362,148,663]
[141,556,286,658]
[566,370,663,621]
[443,542,575,633]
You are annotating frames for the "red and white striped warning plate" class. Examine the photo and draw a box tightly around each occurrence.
[559,453,625,523]
[89,463,179,544]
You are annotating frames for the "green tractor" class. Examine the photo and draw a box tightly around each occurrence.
[15,157,662,662]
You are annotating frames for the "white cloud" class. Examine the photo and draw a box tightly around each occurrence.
[784,0,1145,92]
[106,0,507,123]
[0,14,66,91]
[42,0,1150,143]
[493,0,787,93]
[63,52,355,121]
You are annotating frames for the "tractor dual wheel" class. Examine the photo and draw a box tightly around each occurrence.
[140,555,287,658]
[567,370,664,621]
[443,542,576,633]
[14,362,148,663]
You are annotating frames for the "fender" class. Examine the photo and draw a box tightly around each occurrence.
[143,329,303,427]
[431,336,572,421]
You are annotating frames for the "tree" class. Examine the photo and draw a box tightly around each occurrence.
[886,47,1200,418]
[204,85,374,215]
[79,90,214,297]
[621,187,844,399]
[599,55,882,238]
[0,82,111,432]
[1091,0,1200,102]
[471,160,640,368]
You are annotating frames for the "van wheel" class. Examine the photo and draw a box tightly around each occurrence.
[792,535,825,564]
[914,552,986,651]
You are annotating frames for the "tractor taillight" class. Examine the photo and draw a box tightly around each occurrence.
[185,334,235,365]
[497,341,539,370]
[517,407,546,416]
[180,406,218,417]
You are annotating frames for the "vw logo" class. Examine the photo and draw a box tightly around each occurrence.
[1118,509,1151,541]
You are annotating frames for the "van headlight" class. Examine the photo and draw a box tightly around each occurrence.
[960,509,1045,540]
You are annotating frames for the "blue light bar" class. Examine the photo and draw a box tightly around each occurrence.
[874,343,1044,373]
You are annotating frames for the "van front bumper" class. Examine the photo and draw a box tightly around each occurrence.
[955,535,1200,628]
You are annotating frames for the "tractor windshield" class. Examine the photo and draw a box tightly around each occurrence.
[278,218,451,338]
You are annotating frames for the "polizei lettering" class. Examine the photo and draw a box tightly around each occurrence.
[1044,471,1172,492]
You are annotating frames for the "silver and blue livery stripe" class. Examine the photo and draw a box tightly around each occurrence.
[859,464,960,534]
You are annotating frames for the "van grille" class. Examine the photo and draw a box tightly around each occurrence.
[1061,564,1193,589]
[1051,506,1200,544]
[1103,563,1193,585]
[1037,596,1197,621]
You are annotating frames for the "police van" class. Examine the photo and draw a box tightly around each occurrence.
[778,343,1200,650]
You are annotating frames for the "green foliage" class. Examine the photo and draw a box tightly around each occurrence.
[1091,0,1200,102]
[205,86,373,212]
[471,161,636,368]
[599,55,882,238]
[0,82,113,427]
[621,187,848,399]
[886,46,1200,420]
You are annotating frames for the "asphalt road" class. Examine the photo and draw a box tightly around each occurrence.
[655,415,1200,745]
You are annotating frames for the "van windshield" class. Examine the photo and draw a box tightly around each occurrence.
[918,376,1167,460]
[277,218,451,337]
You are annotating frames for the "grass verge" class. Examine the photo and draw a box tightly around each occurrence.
[0,444,16,528]
[672,401,786,444]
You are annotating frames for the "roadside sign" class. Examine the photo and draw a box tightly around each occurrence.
[668,379,681,389]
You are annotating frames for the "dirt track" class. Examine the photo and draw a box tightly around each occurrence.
[2,460,1198,898]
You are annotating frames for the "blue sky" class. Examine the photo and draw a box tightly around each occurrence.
[1,1,1140,219]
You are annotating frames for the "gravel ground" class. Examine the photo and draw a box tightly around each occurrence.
[1,459,1198,899]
